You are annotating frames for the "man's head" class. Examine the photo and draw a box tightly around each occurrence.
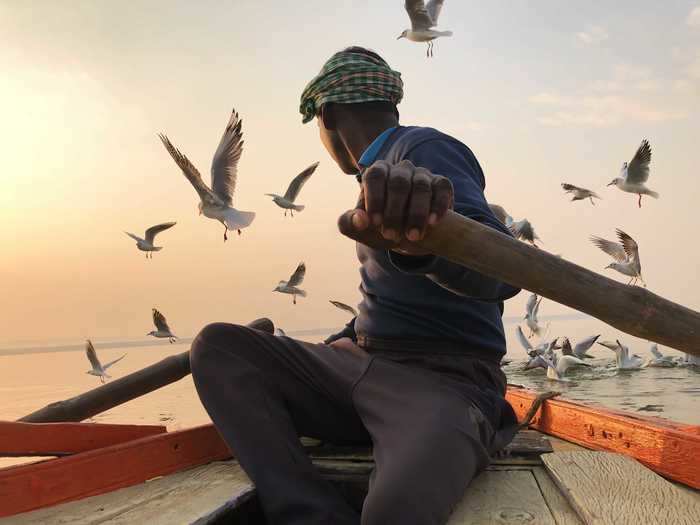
[300,47,403,174]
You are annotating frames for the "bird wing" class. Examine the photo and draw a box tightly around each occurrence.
[525,293,538,317]
[597,340,619,351]
[488,203,512,226]
[516,326,533,352]
[561,183,583,193]
[287,262,306,287]
[158,133,220,205]
[557,355,589,374]
[329,300,358,317]
[625,140,652,184]
[85,340,102,370]
[524,355,548,370]
[574,334,600,355]
[616,229,640,263]
[590,236,627,263]
[405,0,435,30]
[152,308,171,332]
[533,296,543,318]
[284,161,318,202]
[426,0,445,24]
[649,344,663,360]
[125,232,143,243]
[144,222,176,244]
[103,354,127,370]
[210,109,244,206]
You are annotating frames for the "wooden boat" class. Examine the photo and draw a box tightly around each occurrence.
[2,211,700,522]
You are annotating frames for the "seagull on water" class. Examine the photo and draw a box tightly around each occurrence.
[266,162,319,217]
[543,353,590,382]
[329,300,358,317]
[398,0,453,58]
[607,140,659,208]
[645,343,676,368]
[85,340,126,383]
[598,340,644,370]
[148,308,177,343]
[523,340,558,370]
[274,262,307,305]
[557,335,600,359]
[125,222,176,259]
[590,229,645,286]
[561,183,601,206]
[159,109,255,241]
[677,353,700,367]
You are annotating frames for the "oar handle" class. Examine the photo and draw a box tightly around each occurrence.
[339,210,700,356]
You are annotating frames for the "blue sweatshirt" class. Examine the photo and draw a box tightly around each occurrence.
[329,126,520,361]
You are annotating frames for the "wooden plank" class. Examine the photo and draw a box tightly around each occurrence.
[506,386,700,489]
[447,468,557,524]
[0,421,166,457]
[532,467,583,525]
[341,209,700,355]
[1,461,254,525]
[0,424,231,518]
[542,451,700,524]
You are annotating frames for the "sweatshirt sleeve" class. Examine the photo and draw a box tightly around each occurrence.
[388,138,520,302]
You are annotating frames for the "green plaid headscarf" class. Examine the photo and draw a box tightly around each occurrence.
[299,48,404,124]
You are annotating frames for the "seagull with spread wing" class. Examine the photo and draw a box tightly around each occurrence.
[266,161,319,217]
[398,0,453,57]
[557,335,599,359]
[524,293,546,338]
[274,262,307,305]
[645,343,676,368]
[124,222,176,259]
[159,109,255,241]
[561,183,600,206]
[607,140,659,208]
[85,340,126,383]
[598,340,644,370]
[148,308,177,343]
[329,300,358,317]
[590,229,645,286]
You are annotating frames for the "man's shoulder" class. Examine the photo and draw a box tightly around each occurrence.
[386,126,473,159]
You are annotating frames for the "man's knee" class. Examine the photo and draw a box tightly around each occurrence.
[190,322,250,377]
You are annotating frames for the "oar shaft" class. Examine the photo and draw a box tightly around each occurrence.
[19,318,274,423]
[340,211,700,356]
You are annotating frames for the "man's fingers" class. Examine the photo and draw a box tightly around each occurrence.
[429,176,454,225]
[381,163,412,240]
[362,161,389,226]
[405,168,433,241]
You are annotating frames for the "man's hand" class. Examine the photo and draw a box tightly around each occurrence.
[338,160,454,255]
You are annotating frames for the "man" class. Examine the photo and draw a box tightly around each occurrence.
[191,47,520,525]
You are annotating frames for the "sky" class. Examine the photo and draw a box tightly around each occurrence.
[1,1,699,344]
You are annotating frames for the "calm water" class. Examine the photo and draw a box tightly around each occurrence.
[1,318,698,467]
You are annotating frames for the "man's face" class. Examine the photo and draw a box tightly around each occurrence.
[317,116,358,175]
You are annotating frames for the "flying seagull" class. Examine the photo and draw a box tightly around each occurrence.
[398,0,453,57]
[329,300,358,317]
[266,162,319,217]
[510,218,541,248]
[148,308,177,343]
[608,140,659,208]
[598,340,644,370]
[524,293,545,338]
[561,183,600,206]
[558,335,599,359]
[124,222,176,259]
[159,109,255,241]
[590,229,645,286]
[274,262,307,305]
[85,340,126,383]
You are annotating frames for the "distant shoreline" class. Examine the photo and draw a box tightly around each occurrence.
[0,313,588,357]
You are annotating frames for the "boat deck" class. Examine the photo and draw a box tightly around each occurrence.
[6,430,699,525]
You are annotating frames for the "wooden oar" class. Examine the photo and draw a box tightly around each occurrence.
[19,318,274,423]
[339,210,700,356]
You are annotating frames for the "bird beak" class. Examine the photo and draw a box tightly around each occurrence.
[397,34,404,40]
[607,182,615,187]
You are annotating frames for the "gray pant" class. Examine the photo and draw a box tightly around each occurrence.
[190,323,516,525]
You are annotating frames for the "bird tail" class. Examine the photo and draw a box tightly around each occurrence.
[438,30,453,37]
[296,289,308,298]
[292,204,305,212]
[646,190,660,199]
[224,210,256,229]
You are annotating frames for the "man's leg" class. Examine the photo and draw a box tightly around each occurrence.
[353,357,496,525]
[190,323,371,525]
